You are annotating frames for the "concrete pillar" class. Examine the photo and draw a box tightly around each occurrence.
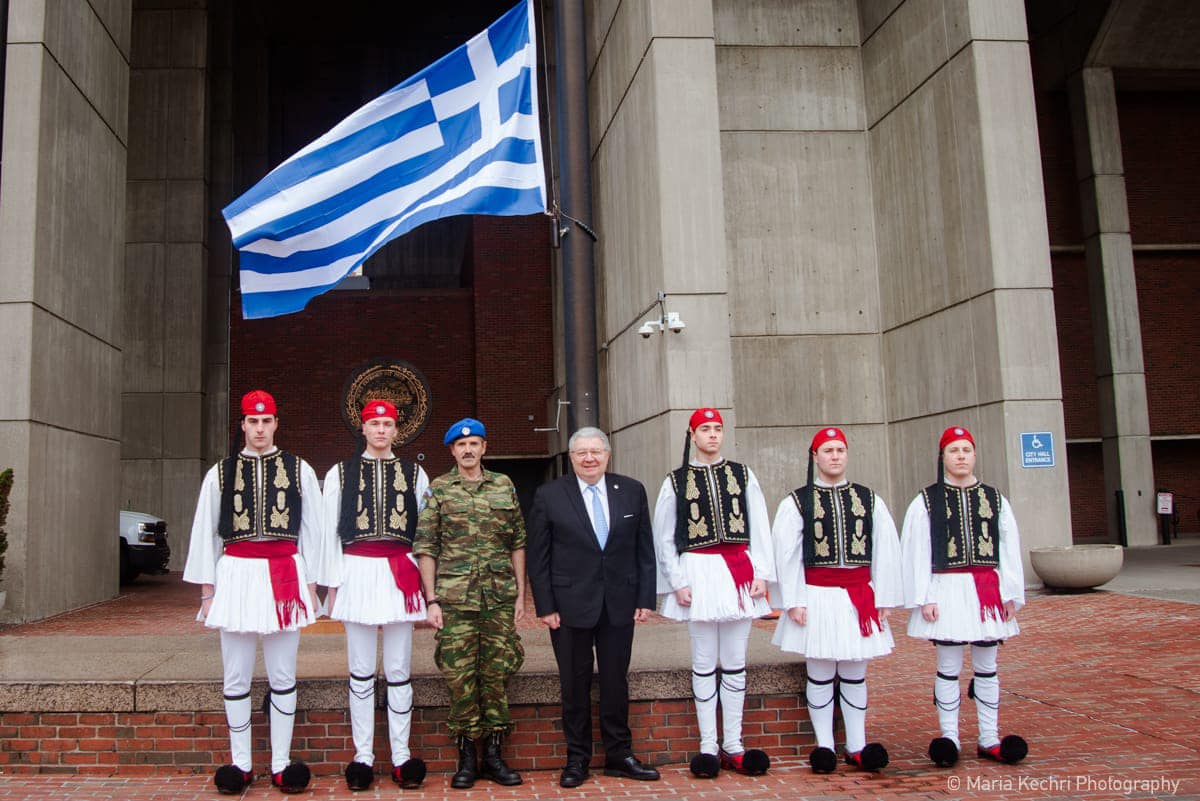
[585,1,734,481]
[863,0,1072,567]
[1067,68,1156,546]
[122,2,209,568]
[0,1,131,620]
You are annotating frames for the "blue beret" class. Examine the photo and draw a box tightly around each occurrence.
[444,417,486,445]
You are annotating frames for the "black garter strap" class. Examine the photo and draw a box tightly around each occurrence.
[386,678,414,715]
[974,670,997,678]
[223,690,252,733]
[349,673,375,701]
[223,690,251,702]
[264,684,297,716]
[692,668,718,703]
[806,674,836,710]
[720,666,747,693]
[936,672,959,681]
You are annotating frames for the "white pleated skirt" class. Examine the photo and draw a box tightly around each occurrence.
[203,553,317,634]
[330,553,428,626]
[658,551,771,622]
[906,571,1020,642]
[771,584,894,661]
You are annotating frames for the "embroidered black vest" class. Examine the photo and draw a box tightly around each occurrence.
[670,461,752,552]
[218,451,303,543]
[336,457,420,545]
[790,483,874,567]
[922,482,1002,569]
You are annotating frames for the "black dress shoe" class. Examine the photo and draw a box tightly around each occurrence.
[603,755,660,781]
[559,763,589,788]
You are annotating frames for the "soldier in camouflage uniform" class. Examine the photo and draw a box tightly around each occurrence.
[414,418,525,789]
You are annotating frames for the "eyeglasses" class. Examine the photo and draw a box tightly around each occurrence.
[570,449,607,458]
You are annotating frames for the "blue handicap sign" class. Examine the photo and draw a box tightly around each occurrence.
[1020,432,1054,468]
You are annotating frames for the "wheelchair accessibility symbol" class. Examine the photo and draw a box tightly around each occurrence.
[1020,432,1054,468]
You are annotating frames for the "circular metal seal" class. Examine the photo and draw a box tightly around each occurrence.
[342,360,432,446]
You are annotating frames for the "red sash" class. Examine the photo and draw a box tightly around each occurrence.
[224,541,307,628]
[805,566,880,637]
[344,541,423,614]
[936,565,1004,621]
[693,542,754,609]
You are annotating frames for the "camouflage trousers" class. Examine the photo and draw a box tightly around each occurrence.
[434,602,524,738]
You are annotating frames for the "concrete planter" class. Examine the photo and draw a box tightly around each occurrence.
[1029,544,1124,590]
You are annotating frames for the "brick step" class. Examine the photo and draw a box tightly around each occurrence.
[0,666,810,775]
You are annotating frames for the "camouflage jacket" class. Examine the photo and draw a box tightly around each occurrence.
[414,467,526,611]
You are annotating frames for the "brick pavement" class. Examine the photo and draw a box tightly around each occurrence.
[2,588,1199,800]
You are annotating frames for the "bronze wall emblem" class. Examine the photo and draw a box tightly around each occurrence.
[342,360,432,446]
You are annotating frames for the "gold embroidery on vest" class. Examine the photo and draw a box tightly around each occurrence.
[233,486,249,531]
[234,468,245,492]
[686,471,700,501]
[849,487,866,518]
[978,521,994,557]
[391,508,406,530]
[271,506,290,529]
[725,466,741,495]
[947,536,958,559]
[394,466,407,492]
[359,473,366,492]
[851,518,867,555]
[356,506,370,530]
[977,491,994,520]
[688,517,709,540]
[813,521,829,556]
[274,461,290,489]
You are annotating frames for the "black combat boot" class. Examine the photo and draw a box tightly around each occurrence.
[479,731,523,786]
[450,735,478,789]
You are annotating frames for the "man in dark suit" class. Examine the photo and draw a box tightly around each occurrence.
[527,427,661,788]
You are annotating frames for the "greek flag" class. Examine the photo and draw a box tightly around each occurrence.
[223,0,546,319]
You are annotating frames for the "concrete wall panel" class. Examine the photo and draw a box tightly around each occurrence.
[163,244,206,393]
[25,427,120,618]
[739,423,891,515]
[0,306,34,420]
[162,458,204,569]
[861,0,949,125]
[858,0,904,42]
[732,334,885,428]
[883,302,979,422]
[29,311,121,440]
[122,243,165,392]
[714,0,858,46]
[724,132,878,336]
[10,0,130,140]
[717,47,863,131]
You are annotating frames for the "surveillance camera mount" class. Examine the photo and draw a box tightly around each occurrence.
[633,291,686,340]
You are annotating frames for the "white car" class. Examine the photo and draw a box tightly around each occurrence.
[119,511,170,583]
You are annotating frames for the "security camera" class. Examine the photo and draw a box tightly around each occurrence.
[664,312,686,333]
[637,321,656,338]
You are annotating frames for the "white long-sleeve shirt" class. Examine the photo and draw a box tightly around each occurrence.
[770,480,903,612]
[320,452,429,588]
[652,460,775,593]
[182,448,330,587]
[899,485,1025,609]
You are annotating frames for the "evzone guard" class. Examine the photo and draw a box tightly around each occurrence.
[900,426,1028,767]
[652,408,775,778]
[771,427,903,774]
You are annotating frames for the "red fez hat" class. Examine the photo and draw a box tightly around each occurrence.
[241,390,276,416]
[361,399,398,423]
[689,408,724,430]
[810,426,847,452]
[939,425,975,451]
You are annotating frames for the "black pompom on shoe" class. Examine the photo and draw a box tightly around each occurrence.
[740,749,770,775]
[272,761,311,794]
[845,742,889,772]
[979,734,1028,764]
[689,753,720,779]
[214,764,253,794]
[344,760,374,791]
[809,746,838,774]
[393,758,427,789]
[929,737,960,768]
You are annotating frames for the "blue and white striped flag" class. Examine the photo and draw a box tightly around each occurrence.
[223,0,546,319]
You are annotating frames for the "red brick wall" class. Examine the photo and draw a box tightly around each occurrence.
[1152,441,1200,538]
[1036,89,1083,246]
[1118,91,1200,246]
[1050,252,1100,439]
[1134,253,1200,436]
[1066,443,1108,542]
[229,215,555,477]
[0,697,811,776]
